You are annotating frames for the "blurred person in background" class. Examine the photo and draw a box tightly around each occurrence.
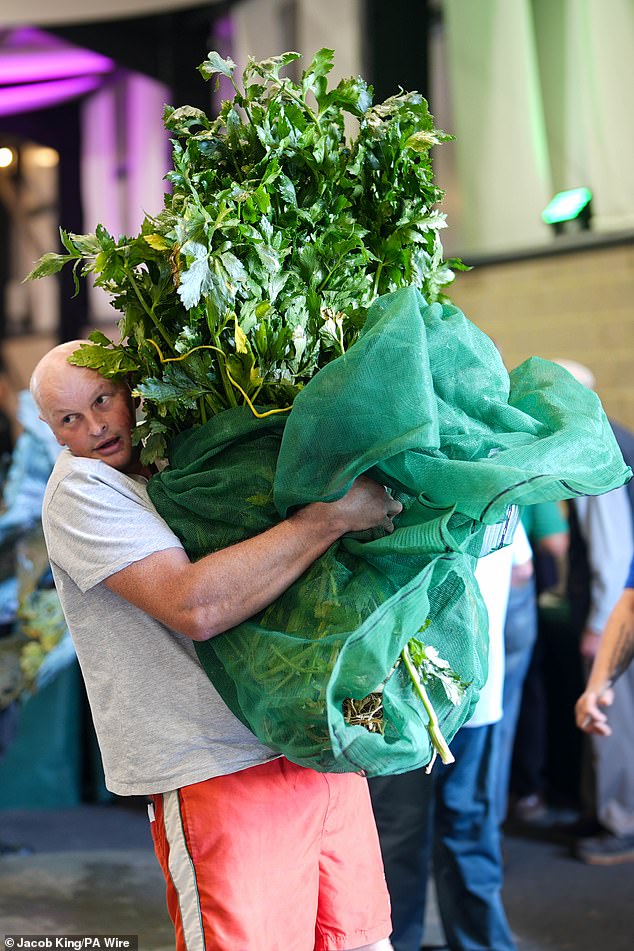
[0,386,62,853]
[369,527,528,951]
[505,501,570,824]
[555,360,634,865]
[497,502,569,825]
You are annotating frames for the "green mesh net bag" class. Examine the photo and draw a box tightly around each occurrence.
[147,287,630,775]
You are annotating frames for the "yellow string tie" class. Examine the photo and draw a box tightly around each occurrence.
[145,338,292,419]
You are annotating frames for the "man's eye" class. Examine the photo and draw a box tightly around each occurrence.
[95,395,109,405]
[62,415,74,425]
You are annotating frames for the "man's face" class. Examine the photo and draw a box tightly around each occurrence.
[41,365,138,472]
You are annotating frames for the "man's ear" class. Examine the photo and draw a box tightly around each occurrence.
[41,418,65,446]
[39,412,63,445]
[38,413,55,429]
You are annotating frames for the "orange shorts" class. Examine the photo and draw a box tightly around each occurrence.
[149,758,391,951]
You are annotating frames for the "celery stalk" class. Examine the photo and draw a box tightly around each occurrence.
[401,643,455,765]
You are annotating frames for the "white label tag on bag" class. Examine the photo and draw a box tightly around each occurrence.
[479,504,519,557]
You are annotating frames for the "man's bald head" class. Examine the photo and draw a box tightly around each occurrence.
[30,340,90,421]
[29,341,141,472]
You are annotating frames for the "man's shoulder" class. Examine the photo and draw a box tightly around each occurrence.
[45,450,151,509]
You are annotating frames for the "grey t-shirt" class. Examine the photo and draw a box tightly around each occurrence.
[42,449,277,796]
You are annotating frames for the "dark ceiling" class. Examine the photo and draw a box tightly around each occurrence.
[49,2,229,112]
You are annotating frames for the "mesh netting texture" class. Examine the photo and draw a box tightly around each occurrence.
[147,287,630,775]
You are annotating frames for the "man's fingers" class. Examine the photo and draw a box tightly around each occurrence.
[581,718,612,737]
[382,485,403,517]
[576,693,613,735]
[598,687,615,707]
[578,711,603,732]
[386,500,402,517]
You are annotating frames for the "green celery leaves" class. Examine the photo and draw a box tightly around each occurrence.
[26,48,460,464]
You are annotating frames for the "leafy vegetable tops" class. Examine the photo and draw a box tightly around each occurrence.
[27,48,464,464]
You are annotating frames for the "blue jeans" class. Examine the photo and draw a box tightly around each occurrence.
[369,724,516,951]
[497,577,538,819]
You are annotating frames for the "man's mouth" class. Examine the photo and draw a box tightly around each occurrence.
[95,436,122,454]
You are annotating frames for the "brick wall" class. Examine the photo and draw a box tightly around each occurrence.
[448,240,634,432]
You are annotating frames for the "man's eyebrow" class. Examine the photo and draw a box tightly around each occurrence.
[53,383,114,417]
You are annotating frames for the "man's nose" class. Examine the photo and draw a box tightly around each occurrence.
[88,414,107,435]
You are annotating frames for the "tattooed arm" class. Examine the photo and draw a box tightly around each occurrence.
[576,587,634,736]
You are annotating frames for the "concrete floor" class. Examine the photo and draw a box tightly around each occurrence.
[1,802,634,950]
[1,849,173,945]
[0,803,173,946]
[502,826,634,951]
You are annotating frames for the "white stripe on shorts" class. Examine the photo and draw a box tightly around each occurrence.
[162,789,206,951]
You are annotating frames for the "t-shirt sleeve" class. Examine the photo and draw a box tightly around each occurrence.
[523,500,568,542]
[44,464,184,593]
[626,553,634,590]
[576,487,634,632]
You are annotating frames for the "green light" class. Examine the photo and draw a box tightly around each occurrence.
[542,187,593,225]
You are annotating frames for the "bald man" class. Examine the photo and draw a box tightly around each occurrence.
[32,341,398,951]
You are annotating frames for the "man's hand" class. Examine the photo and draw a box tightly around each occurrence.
[323,477,403,537]
[575,685,614,736]
[574,589,634,736]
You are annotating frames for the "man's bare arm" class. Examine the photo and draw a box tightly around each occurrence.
[104,476,401,640]
[575,588,634,735]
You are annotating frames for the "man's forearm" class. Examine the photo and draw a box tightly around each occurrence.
[182,502,353,638]
[104,476,401,640]
[586,589,634,693]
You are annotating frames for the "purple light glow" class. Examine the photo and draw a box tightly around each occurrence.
[214,14,233,42]
[0,75,104,117]
[210,14,234,116]
[2,26,66,50]
[0,49,115,85]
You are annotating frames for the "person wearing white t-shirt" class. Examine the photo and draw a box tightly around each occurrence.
[370,530,528,951]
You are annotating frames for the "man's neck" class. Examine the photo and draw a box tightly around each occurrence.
[125,459,156,480]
